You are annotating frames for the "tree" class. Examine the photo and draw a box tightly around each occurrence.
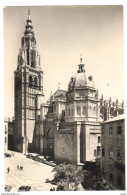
[52,162,85,191]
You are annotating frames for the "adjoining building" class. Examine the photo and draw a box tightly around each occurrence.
[4,118,8,151]
[4,117,15,151]
[8,118,15,150]
[101,114,125,190]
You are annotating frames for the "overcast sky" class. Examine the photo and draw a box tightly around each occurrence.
[4,5,124,118]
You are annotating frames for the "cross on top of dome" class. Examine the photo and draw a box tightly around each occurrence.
[78,55,85,73]
[80,53,83,63]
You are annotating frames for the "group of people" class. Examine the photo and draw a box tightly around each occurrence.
[17,165,23,171]
[7,165,24,173]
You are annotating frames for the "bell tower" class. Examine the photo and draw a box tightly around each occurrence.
[14,10,44,153]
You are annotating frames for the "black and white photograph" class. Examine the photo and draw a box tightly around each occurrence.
[2,4,125,193]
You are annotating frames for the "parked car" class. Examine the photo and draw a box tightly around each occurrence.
[38,156,45,162]
[18,186,31,191]
[4,153,11,158]
[26,154,33,159]
[32,154,39,161]
[5,185,12,192]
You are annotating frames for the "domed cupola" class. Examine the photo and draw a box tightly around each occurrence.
[68,58,95,91]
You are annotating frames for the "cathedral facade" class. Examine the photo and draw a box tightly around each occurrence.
[13,11,124,166]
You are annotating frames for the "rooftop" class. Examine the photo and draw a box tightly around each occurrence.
[102,114,124,124]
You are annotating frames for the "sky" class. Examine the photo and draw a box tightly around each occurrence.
[4,5,124,118]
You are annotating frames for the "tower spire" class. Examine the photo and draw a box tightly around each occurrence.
[28,8,31,20]
[58,83,60,90]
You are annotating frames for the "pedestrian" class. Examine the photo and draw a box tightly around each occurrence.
[17,165,19,170]
[7,167,10,173]
[20,166,23,171]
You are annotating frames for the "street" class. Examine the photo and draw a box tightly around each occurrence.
[4,151,55,191]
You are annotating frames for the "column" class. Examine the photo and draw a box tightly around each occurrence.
[74,121,81,165]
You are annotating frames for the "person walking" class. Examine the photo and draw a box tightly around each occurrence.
[17,165,19,170]
[7,167,10,173]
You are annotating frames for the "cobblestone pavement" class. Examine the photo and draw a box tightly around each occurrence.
[4,151,56,192]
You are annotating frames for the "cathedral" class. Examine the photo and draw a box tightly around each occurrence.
[13,11,124,165]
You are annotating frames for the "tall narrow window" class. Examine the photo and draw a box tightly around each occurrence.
[109,127,113,134]
[94,150,96,157]
[117,126,122,134]
[68,108,70,116]
[98,136,101,143]
[29,75,33,84]
[89,106,92,115]
[72,107,74,116]
[93,106,96,115]
[117,150,122,163]
[97,146,100,156]
[31,50,35,67]
[77,106,81,115]
[27,49,29,65]
[109,148,113,159]
[34,77,37,85]
[102,148,105,156]
[82,106,86,115]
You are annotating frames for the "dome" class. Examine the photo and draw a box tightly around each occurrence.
[68,62,95,90]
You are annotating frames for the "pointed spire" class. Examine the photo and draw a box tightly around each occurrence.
[58,83,60,90]
[28,8,31,20]
[24,8,35,37]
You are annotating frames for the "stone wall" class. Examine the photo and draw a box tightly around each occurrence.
[101,119,125,190]
[54,130,75,164]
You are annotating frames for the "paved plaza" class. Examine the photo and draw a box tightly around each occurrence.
[4,151,56,192]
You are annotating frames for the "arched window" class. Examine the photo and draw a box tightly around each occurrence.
[34,77,37,85]
[29,75,33,84]
[82,106,86,115]
[77,106,81,115]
